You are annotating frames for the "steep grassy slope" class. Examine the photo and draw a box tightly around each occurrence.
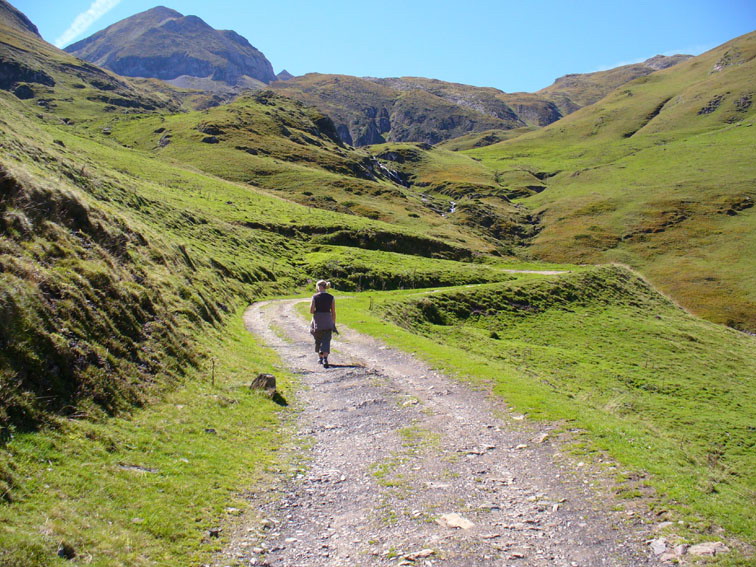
[0,312,294,567]
[0,92,299,435]
[467,32,756,330]
[337,266,756,545]
[0,0,39,37]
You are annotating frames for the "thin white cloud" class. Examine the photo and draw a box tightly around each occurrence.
[54,0,122,48]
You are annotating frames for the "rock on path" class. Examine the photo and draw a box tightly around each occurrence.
[216,299,659,566]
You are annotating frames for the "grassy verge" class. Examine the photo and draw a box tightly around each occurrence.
[332,268,755,560]
[0,307,293,567]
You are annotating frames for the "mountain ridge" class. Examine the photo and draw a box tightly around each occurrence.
[537,54,693,114]
[269,54,692,146]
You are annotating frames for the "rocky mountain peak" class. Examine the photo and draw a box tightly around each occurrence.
[142,5,183,18]
[276,69,295,81]
[64,6,276,89]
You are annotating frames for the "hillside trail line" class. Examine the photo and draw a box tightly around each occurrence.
[220,298,659,566]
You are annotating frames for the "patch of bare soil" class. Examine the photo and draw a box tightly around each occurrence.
[217,299,662,566]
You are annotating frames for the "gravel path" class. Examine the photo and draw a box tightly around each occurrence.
[218,298,660,567]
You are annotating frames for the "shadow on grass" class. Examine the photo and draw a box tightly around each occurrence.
[271,392,288,406]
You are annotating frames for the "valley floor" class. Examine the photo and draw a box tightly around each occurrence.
[219,299,662,566]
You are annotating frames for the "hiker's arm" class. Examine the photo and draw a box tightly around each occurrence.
[331,299,336,324]
[310,299,316,314]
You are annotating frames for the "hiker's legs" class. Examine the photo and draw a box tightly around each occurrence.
[314,331,332,366]
[319,331,331,358]
[314,331,331,357]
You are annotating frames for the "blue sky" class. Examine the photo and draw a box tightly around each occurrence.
[10,0,756,92]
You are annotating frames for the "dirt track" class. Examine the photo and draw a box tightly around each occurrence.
[217,298,660,566]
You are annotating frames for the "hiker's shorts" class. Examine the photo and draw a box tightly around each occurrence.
[313,330,332,354]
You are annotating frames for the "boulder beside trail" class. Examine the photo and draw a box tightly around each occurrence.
[250,373,277,397]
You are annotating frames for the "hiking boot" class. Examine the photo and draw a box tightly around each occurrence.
[323,358,329,369]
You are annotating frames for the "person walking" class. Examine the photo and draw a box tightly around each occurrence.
[310,280,336,368]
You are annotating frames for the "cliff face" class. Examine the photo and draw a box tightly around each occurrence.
[64,7,276,88]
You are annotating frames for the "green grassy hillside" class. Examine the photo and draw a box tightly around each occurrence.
[99,91,503,252]
[466,31,756,330]
[302,246,524,290]
[0,93,293,433]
